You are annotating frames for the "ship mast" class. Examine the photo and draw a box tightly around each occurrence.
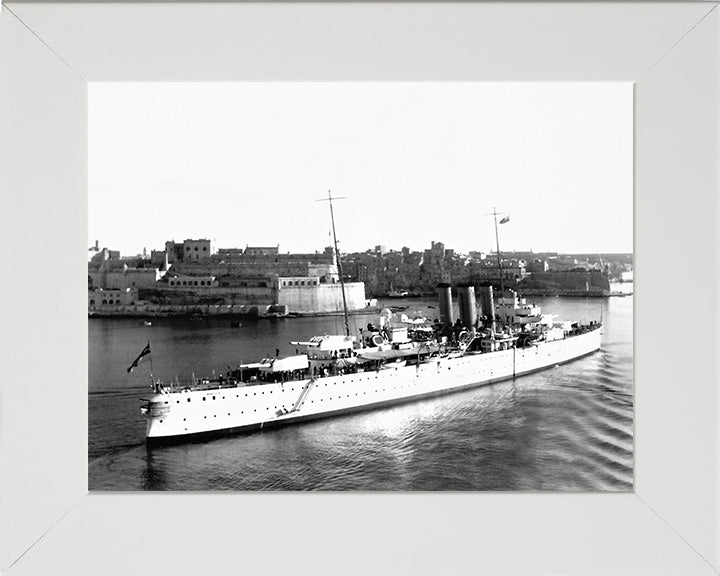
[493,206,505,296]
[320,190,350,337]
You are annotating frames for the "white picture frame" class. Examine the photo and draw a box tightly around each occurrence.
[1,2,718,575]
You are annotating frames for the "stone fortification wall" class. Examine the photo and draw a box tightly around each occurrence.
[518,270,610,293]
[276,282,368,313]
[89,268,161,290]
[170,259,336,279]
[216,251,332,262]
[89,303,282,318]
[139,286,274,305]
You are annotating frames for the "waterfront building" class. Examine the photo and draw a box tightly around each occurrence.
[166,274,218,288]
[88,240,374,316]
[244,246,279,257]
[182,239,212,261]
[165,240,185,263]
[88,287,137,309]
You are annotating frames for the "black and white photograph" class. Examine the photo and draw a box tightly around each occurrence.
[88,82,633,491]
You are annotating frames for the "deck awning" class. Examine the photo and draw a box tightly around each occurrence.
[259,355,310,373]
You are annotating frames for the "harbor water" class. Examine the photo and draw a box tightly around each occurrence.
[89,289,633,491]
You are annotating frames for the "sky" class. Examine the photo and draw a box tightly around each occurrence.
[89,83,632,257]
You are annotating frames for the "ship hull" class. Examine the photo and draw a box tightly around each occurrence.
[145,328,601,445]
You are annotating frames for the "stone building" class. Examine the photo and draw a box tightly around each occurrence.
[182,239,212,261]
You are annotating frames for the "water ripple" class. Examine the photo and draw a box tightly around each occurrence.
[90,296,633,491]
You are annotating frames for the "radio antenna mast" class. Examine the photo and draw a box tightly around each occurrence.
[317,191,350,336]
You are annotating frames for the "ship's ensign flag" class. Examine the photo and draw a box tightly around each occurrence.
[499,215,510,224]
[127,343,151,373]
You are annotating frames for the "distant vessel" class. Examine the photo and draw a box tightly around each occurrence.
[387,289,409,298]
[139,201,602,444]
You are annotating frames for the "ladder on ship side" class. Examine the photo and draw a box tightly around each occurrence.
[288,379,317,414]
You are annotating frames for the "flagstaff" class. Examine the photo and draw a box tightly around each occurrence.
[486,208,510,296]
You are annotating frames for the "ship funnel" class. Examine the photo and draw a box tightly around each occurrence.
[437,283,454,325]
[457,285,478,328]
[478,285,495,322]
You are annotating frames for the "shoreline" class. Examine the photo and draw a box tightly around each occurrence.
[88,306,383,320]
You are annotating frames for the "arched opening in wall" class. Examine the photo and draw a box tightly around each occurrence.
[101,299,107,305]
[89,299,95,306]
[88,275,93,289]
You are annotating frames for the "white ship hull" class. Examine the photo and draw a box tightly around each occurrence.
[144,328,602,444]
